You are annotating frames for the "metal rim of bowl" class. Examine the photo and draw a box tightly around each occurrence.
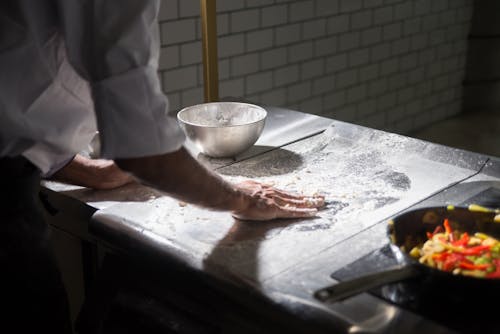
[177,102,267,128]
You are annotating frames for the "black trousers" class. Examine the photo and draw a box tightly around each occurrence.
[0,157,72,333]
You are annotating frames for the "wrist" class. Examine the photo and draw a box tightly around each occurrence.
[230,184,252,215]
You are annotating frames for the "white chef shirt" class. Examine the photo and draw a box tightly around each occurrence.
[0,0,185,174]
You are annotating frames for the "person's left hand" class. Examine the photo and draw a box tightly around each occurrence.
[50,154,134,190]
[232,180,325,221]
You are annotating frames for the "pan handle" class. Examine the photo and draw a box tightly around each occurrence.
[314,265,419,303]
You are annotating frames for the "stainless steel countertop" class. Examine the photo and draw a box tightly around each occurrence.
[43,108,498,334]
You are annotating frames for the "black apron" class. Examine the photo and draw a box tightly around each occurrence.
[0,156,72,333]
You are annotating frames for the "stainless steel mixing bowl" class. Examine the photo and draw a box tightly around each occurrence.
[177,102,267,158]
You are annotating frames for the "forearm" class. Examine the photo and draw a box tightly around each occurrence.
[115,147,247,212]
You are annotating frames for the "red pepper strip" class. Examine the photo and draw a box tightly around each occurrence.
[432,253,449,261]
[427,226,443,239]
[444,218,452,234]
[452,232,469,247]
[487,259,500,278]
[430,226,443,236]
[487,272,500,278]
[442,253,464,271]
[432,253,450,269]
[458,261,491,271]
[436,236,448,243]
[459,245,491,255]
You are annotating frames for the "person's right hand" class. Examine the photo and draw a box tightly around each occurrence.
[232,180,325,221]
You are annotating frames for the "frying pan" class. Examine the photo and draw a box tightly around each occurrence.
[314,205,500,304]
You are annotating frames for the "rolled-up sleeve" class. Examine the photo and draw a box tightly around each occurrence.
[56,0,185,159]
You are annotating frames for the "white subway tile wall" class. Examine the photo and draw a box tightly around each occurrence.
[158,0,472,133]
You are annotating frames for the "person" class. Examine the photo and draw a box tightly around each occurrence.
[0,1,325,333]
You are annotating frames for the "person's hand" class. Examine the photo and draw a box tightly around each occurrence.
[232,180,325,221]
[50,154,134,190]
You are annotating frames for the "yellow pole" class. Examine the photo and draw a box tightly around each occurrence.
[200,0,219,102]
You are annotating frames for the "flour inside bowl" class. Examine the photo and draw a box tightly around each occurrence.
[181,103,266,127]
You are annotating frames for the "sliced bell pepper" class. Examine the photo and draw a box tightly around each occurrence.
[427,225,444,239]
[458,261,491,271]
[452,232,469,247]
[486,259,500,278]
[460,244,491,255]
[444,218,452,235]
[442,253,464,271]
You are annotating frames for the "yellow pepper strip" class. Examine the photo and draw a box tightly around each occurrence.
[474,232,490,240]
[468,204,495,213]
[409,247,420,258]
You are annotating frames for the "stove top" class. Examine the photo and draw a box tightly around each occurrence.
[330,186,500,334]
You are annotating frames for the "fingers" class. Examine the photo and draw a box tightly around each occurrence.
[273,195,324,209]
[238,180,325,204]
[262,185,325,208]
[262,187,306,200]
[232,202,318,221]
[275,205,318,218]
